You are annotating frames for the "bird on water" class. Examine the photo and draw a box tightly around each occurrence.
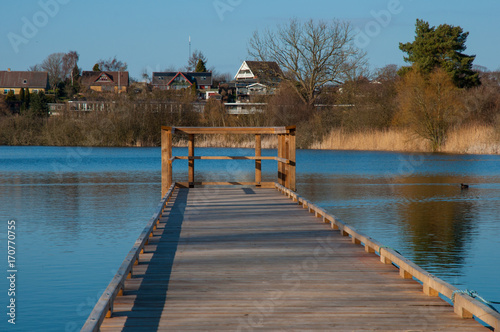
[461,183,469,189]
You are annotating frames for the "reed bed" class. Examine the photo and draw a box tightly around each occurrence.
[174,134,277,149]
[311,125,500,155]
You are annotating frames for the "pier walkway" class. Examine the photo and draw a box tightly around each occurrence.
[83,127,499,331]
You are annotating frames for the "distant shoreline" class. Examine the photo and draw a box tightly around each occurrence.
[2,124,499,155]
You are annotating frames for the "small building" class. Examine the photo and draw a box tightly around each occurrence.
[234,61,282,84]
[152,72,212,91]
[0,69,49,95]
[232,61,282,101]
[81,71,129,93]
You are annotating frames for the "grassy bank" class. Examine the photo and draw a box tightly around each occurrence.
[310,124,500,155]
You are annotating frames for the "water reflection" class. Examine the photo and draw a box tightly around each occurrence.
[1,147,500,330]
[390,177,477,276]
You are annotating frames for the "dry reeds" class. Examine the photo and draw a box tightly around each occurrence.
[442,124,500,154]
[174,134,277,149]
[311,125,500,155]
[310,128,429,152]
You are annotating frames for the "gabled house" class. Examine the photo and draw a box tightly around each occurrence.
[0,69,49,95]
[232,61,283,101]
[81,71,129,93]
[234,61,283,85]
[152,72,212,90]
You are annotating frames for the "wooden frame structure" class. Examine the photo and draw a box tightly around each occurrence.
[161,126,296,196]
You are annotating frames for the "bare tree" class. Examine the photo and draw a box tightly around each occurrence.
[62,51,79,84]
[248,18,366,105]
[375,64,400,82]
[41,52,65,90]
[28,64,42,71]
[396,67,463,151]
[186,50,207,72]
[97,56,128,71]
[140,68,150,83]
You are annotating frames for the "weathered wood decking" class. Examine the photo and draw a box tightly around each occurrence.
[97,187,490,331]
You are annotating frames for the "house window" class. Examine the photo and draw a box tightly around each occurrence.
[32,89,39,93]
[3,89,8,95]
[159,77,164,80]
[23,79,27,84]
[97,74,111,82]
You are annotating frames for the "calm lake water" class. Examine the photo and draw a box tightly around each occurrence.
[0,146,499,331]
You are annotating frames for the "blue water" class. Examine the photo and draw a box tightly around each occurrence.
[0,146,499,331]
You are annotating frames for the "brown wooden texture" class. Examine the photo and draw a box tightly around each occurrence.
[188,134,194,188]
[160,129,172,197]
[255,134,261,185]
[98,187,491,331]
[162,127,296,191]
[163,126,293,135]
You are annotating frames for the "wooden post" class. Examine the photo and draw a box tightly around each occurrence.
[285,135,290,189]
[188,134,195,188]
[255,134,261,186]
[280,134,286,187]
[277,134,283,185]
[161,127,172,197]
[289,129,296,191]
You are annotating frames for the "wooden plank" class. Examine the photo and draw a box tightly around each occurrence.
[165,126,291,135]
[173,156,279,161]
[96,187,492,331]
[175,182,275,188]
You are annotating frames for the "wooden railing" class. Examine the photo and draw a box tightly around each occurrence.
[161,126,296,196]
[81,184,176,332]
[274,183,500,330]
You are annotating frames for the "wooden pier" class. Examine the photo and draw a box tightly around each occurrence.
[83,127,500,331]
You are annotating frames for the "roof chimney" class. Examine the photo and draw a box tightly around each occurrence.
[7,68,11,72]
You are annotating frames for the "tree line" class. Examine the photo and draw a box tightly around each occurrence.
[1,18,499,151]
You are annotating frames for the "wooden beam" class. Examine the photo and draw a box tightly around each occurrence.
[255,134,261,186]
[285,135,290,190]
[168,127,290,135]
[280,134,286,187]
[188,134,194,188]
[289,130,296,191]
[161,128,172,197]
[172,156,281,161]
[176,182,275,188]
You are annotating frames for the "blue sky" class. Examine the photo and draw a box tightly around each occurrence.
[1,0,499,80]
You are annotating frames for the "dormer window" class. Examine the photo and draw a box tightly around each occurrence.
[23,79,27,84]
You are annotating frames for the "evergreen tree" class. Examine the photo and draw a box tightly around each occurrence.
[399,19,480,88]
[191,81,198,96]
[93,63,101,71]
[19,88,25,103]
[5,90,16,102]
[29,91,49,118]
[25,88,30,110]
[19,88,26,112]
[195,59,207,73]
